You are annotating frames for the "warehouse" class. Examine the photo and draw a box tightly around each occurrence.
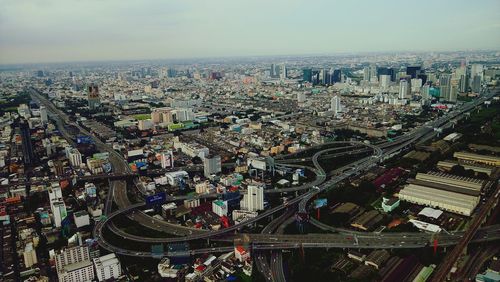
[453,151,500,167]
[413,172,484,196]
[437,160,493,176]
[398,183,479,216]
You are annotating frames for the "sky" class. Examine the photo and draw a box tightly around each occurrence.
[1,0,499,64]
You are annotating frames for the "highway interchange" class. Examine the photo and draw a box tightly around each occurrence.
[30,87,500,281]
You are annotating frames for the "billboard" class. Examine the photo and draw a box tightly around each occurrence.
[314,198,328,209]
[146,192,167,206]
[77,135,94,144]
[247,158,266,170]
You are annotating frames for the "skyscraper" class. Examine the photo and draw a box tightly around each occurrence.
[88,83,100,110]
[203,154,221,178]
[330,96,341,116]
[40,105,48,125]
[439,74,451,101]
[280,64,287,80]
[449,78,459,103]
[302,69,312,83]
[399,79,410,100]
[240,185,264,212]
[332,69,342,83]
[406,66,422,79]
[20,119,35,165]
[472,75,481,93]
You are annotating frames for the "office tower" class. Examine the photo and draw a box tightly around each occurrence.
[471,64,483,81]
[66,148,82,167]
[411,78,423,93]
[311,70,320,85]
[449,78,459,102]
[459,74,468,93]
[330,96,341,116]
[20,119,35,165]
[321,69,329,85]
[93,253,122,282]
[160,151,174,169]
[240,185,264,211]
[421,84,431,100]
[55,246,94,282]
[54,160,64,176]
[39,106,48,124]
[212,200,228,217]
[439,74,451,101]
[203,154,221,177]
[370,65,378,82]
[406,66,422,79]
[399,79,410,100]
[379,75,391,89]
[280,64,287,80]
[363,66,370,81]
[166,68,177,78]
[52,201,67,228]
[297,92,306,103]
[18,104,31,119]
[87,83,100,110]
[302,69,313,83]
[270,64,276,77]
[332,69,342,83]
[472,75,481,93]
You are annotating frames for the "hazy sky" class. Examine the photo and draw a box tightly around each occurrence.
[1,0,499,64]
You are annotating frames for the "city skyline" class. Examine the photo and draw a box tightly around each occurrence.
[1,0,500,64]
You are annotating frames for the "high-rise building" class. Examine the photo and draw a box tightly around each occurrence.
[240,185,264,211]
[66,148,82,167]
[55,246,94,282]
[471,64,483,81]
[439,74,451,101]
[472,75,481,93]
[270,64,276,77]
[20,119,35,165]
[87,83,100,110]
[379,75,391,89]
[320,69,328,85]
[52,201,67,228]
[93,253,122,282]
[363,66,371,81]
[203,155,221,178]
[406,66,422,79]
[459,74,468,93]
[40,105,48,124]
[421,84,431,100]
[280,64,287,80]
[302,69,313,83]
[212,200,228,217]
[160,151,174,169]
[332,69,342,83]
[449,78,459,103]
[399,79,410,100]
[330,96,341,116]
[297,92,306,103]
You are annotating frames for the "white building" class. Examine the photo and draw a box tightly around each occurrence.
[52,201,67,228]
[330,96,341,116]
[66,148,82,167]
[73,211,90,228]
[184,198,200,209]
[159,151,174,169]
[203,155,221,177]
[240,185,264,212]
[399,79,410,100]
[297,92,306,103]
[40,106,48,124]
[23,242,38,268]
[379,75,391,89]
[93,253,122,281]
[212,200,228,217]
[55,246,94,282]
